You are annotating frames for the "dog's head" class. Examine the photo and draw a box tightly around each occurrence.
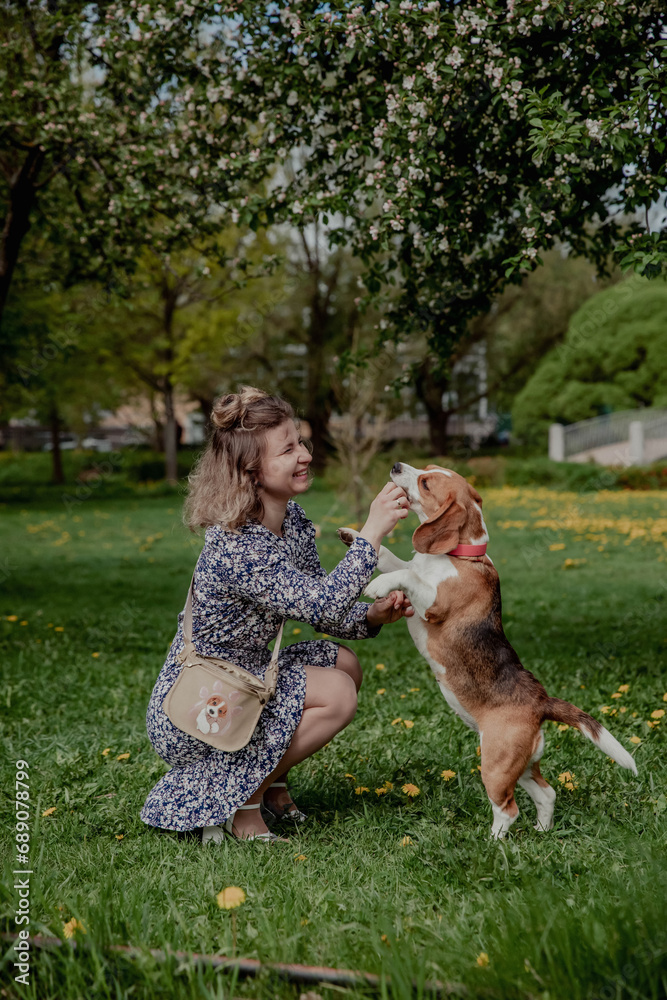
[205,694,228,720]
[390,462,486,555]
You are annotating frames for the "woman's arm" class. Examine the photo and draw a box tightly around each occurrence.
[215,531,379,631]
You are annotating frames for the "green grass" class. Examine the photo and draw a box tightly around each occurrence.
[1,483,666,999]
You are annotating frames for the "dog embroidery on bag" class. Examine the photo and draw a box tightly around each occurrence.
[193,681,243,736]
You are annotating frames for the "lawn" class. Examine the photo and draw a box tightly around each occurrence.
[0,480,666,999]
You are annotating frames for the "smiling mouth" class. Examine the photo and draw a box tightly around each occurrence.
[293,470,308,478]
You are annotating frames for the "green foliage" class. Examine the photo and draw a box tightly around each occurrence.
[512,277,667,444]
[224,0,667,360]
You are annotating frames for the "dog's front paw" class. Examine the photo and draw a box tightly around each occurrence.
[364,577,389,601]
[337,527,360,547]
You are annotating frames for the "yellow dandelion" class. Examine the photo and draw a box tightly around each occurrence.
[355,786,370,795]
[54,626,64,632]
[476,745,481,756]
[92,652,100,658]
[384,781,394,791]
[116,753,130,760]
[115,834,124,840]
[62,918,86,939]
[375,787,388,795]
[618,684,630,693]
[403,720,414,729]
[375,663,386,671]
[381,934,389,944]
[611,692,622,699]
[663,693,667,702]
[401,836,413,846]
[409,687,420,692]
[216,886,246,910]
[292,628,301,635]
[600,706,611,714]
[629,736,641,745]
[101,748,110,756]
[402,783,420,797]
[20,620,28,626]
[441,769,456,781]
[47,623,53,628]
[42,807,56,817]
[564,781,575,790]
[391,718,402,725]
[549,543,565,551]
[344,773,355,779]
[651,709,665,719]
[620,707,628,714]
[294,854,307,861]
[558,724,569,732]
[376,688,386,695]
[6,615,18,621]
[476,952,489,967]
[300,918,309,926]
[558,771,573,783]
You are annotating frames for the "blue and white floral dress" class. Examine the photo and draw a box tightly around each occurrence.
[140,499,381,831]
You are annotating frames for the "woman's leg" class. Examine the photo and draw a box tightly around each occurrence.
[230,664,357,838]
[263,646,362,816]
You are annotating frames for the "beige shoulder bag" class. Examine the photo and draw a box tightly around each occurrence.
[163,572,284,752]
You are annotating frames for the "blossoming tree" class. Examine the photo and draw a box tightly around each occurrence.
[3,0,665,381]
[222,0,666,363]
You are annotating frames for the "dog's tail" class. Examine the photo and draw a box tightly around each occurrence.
[542,698,638,775]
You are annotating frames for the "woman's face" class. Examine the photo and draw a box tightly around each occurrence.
[257,420,312,501]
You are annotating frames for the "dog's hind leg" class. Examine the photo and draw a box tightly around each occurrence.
[517,735,556,832]
[518,763,556,832]
[480,717,542,839]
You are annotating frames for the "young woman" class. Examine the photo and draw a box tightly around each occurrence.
[140,386,413,843]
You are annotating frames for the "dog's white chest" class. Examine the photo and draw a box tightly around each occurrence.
[407,614,478,733]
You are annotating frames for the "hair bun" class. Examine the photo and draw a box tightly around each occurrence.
[211,386,270,430]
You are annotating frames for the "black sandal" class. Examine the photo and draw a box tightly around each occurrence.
[262,782,307,823]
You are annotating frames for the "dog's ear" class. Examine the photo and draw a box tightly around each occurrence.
[412,493,466,554]
[424,464,443,471]
[468,484,483,505]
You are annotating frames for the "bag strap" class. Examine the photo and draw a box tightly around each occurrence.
[182,571,284,698]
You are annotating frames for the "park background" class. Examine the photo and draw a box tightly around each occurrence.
[1,2,666,998]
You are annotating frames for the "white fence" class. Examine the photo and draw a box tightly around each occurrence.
[549,409,667,466]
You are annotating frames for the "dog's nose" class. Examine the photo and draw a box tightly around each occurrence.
[391,462,402,475]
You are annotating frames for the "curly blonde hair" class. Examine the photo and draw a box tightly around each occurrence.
[183,386,303,533]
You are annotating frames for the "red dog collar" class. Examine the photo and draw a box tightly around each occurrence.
[448,543,487,557]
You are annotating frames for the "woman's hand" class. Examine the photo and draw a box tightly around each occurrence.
[366,590,414,627]
[359,482,410,552]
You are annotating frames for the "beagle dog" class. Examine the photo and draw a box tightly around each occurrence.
[339,463,637,838]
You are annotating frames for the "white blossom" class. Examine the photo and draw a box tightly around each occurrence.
[586,118,604,140]
[445,47,464,69]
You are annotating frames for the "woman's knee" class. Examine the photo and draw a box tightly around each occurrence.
[328,668,358,726]
[304,665,358,726]
[335,646,363,692]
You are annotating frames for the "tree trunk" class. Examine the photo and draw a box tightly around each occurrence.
[414,356,451,455]
[163,378,178,485]
[0,148,45,329]
[49,401,64,485]
[196,395,214,438]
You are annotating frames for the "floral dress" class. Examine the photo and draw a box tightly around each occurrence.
[140,499,381,831]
